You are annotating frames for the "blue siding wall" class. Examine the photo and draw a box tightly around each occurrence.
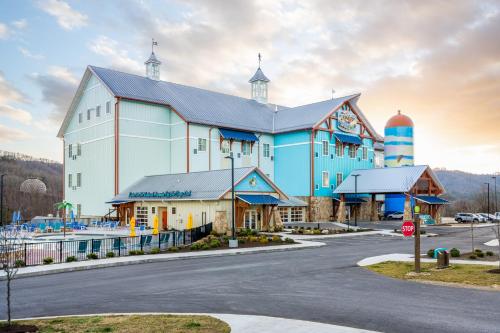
[235,171,274,192]
[274,131,311,196]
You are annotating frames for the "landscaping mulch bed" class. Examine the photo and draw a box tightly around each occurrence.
[0,324,38,333]
[458,252,499,262]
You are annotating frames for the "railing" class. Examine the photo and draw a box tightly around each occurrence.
[4,223,212,267]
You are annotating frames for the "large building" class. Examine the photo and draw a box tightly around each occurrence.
[57,50,386,227]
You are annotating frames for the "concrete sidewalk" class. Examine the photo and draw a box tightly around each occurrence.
[0,240,324,280]
[10,313,379,333]
[357,253,500,267]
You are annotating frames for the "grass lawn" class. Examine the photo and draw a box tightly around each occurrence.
[4,315,230,333]
[366,261,500,288]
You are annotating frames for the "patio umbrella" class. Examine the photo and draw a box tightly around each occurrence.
[17,210,22,223]
[11,211,16,224]
[152,215,159,235]
[129,217,136,237]
[70,209,75,222]
[187,213,193,230]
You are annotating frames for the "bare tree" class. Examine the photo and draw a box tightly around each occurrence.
[1,226,26,327]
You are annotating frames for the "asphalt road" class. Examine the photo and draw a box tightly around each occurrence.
[1,224,499,333]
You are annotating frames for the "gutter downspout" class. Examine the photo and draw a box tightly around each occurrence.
[62,139,65,201]
[114,97,121,195]
[257,134,262,168]
[309,129,315,222]
[208,127,213,170]
[186,122,190,173]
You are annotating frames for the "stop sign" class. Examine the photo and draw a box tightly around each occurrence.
[401,221,415,237]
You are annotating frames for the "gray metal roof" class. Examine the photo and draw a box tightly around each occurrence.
[111,167,256,202]
[249,67,270,83]
[145,52,161,64]
[333,165,445,194]
[58,66,382,139]
[278,196,308,207]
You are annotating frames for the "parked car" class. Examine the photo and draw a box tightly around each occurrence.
[454,213,480,223]
[478,213,496,221]
[474,214,487,222]
[386,212,404,220]
[495,212,500,221]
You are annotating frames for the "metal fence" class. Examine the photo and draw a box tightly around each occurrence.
[7,223,212,267]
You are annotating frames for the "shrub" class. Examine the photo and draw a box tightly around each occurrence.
[87,253,98,260]
[222,235,229,243]
[237,237,246,244]
[43,257,54,265]
[210,230,220,237]
[474,249,483,254]
[427,249,435,258]
[66,256,77,262]
[106,252,115,258]
[284,238,294,244]
[249,236,259,242]
[450,248,460,257]
[15,259,26,267]
[250,229,258,236]
[313,229,321,235]
[272,235,281,242]
[347,229,354,233]
[469,254,477,260]
[306,227,311,230]
[297,229,304,234]
[259,237,269,244]
[150,247,161,254]
[201,244,211,250]
[168,246,179,252]
[486,251,494,256]
[477,252,485,258]
[129,250,144,255]
[209,239,221,248]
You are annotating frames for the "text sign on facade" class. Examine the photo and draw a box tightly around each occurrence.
[129,191,192,199]
[401,220,415,237]
[337,107,358,133]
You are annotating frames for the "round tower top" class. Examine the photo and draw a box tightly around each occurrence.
[385,110,414,128]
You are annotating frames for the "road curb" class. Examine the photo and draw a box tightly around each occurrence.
[357,253,500,267]
[0,240,324,280]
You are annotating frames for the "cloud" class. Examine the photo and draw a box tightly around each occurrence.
[88,35,142,73]
[31,66,78,123]
[19,47,45,60]
[0,72,32,124]
[0,124,30,143]
[0,23,8,39]
[12,19,27,29]
[38,0,88,30]
[0,105,32,124]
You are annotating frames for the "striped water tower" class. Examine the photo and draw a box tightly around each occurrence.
[384,110,414,167]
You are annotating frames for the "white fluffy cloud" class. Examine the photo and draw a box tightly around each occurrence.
[39,0,88,30]
[0,23,8,39]
[19,47,45,60]
[88,36,142,74]
[0,72,32,124]
[0,124,30,143]
[12,19,27,29]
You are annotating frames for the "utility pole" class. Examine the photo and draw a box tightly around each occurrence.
[493,176,497,214]
[484,182,490,219]
[0,174,5,226]
[414,203,421,273]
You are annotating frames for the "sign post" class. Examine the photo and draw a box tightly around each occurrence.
[414,205,421,273]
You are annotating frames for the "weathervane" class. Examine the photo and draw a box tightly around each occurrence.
[258,53,262,68]
[152,38,158,53]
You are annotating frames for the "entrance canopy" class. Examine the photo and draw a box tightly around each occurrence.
[334,133,362,145]
[415,195,449,205]
[219,128,258,142]
[334,165,445,195]
[237,194,282,205]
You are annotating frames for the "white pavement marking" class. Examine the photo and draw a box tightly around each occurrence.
[485,239,499,247]
[7,313,380,333]
[357,253,500,267]
[0,240,324,280]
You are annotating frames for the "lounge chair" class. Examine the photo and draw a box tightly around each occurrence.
[112,238,126,251]
[177,232,184,245]
[53,222,62,232]
[38,223,47,233]
[77,241,88,254]
[159,233,169,244]
[91,239,102,253]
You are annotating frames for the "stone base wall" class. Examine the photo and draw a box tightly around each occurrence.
[309,196,334,222]
[214,211,228,235]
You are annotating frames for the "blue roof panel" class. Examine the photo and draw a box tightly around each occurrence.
[219,128,258,142]
[335,133,362,145]
[237,194,282,205]
[415,196,449,204]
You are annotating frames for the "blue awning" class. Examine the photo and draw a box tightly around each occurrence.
[334,197,366,204]
[237,194,282,205]
[415,196,449,205]
[334,133,362,145]
[219,128,258,142]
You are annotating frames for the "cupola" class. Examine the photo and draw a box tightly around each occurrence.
[249,53,270,104]
[145,39,161,80]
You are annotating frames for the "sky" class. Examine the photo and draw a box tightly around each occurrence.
[0,0,499,174]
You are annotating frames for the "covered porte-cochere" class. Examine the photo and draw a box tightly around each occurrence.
[334,165,448,223]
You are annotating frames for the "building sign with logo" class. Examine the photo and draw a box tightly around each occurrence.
[337,106,358,133]
[249,176,257,187]
[129,191,192,199]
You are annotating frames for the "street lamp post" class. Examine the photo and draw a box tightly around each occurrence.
[493,176,497,214]
[352,174,360,227]
[225,154,237,248]
[484,182,490,220]
[0,174,5,226]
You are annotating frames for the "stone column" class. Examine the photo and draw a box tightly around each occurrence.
[403,195,412,221]
[370,194,379,222]
[214,211,228,235]
[435,206,442,224]
[336,195,346,223]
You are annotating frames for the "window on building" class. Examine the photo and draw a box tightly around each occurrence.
[152,207,156,214]
[198,138,207,152]
[106,101,111,114]
[322,171,329,187]
[87,109,92,120]
[96,105,101,117]
[263,143,270,158]
[279,207,289,223]
[171,207,176,214]
[76,173,82,187]
[77,144,81,156]
[362,147,368,160]
[68,144,72,158]
[290,207,304,222]
[68,174,72,188]
[76,204,81,218]
[242,141,250,155]
[336,142,344,157]
[78,113,82,123]
[336,173,343,186]
[348,145,356,158]
[322,140,329,156]
[221,140,230,154]
[136,206,148,226]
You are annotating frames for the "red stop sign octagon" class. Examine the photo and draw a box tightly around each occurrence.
[401,221,415,237]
